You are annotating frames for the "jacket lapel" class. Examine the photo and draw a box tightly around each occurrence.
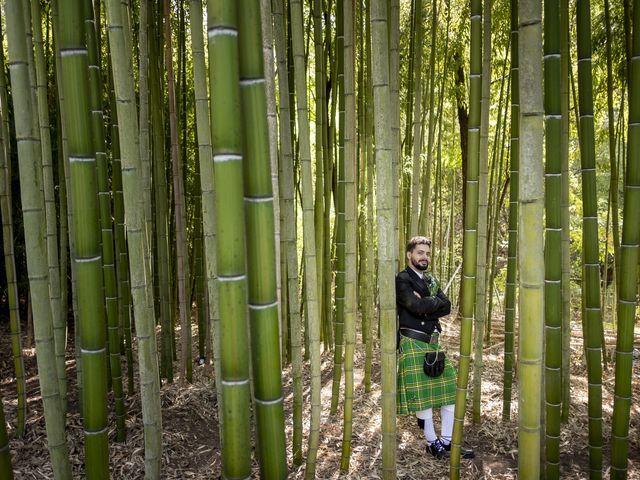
[406,268,428,296]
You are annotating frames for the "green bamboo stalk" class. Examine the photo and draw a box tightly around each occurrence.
[559,0,571,423]
[31,0,66,409]
[390,0,402,269]
[6,0,72,477]
[417,0,439,235]
[290,0,323,476]
[340,0,356,470]
[84,0,126,443]
[604,0,620,297]
[206,2,252,477]
[363,0,376,392]
[105,0,163,475]
[610,0,640,475]
[0,19,27,439]
[312,0,326,350]
[472,0,492,424]
[576,0,604,474]
[370,1,397,477]
[502,0,519,421]
[52,0,83,409]
[543,0,562,473]
[58,0,110,474]
[189,0,222,440]
[238,4,288,476]
[517,0,544,476]
[450,0,480,472]
[330,0,346,417]
[272,0,303,464]
[409,0,424,237]
[107,72,134,395]
[260,0,282,370]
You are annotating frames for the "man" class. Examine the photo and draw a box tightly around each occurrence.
[396,236,474,459]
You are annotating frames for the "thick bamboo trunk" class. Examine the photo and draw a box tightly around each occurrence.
[518,0,544,476]
[238,1,288,476]
[206,2,251,477]
[370,1,397,477]
[610,0,640,475]
[6,0,72,476]
[576,0,604,474]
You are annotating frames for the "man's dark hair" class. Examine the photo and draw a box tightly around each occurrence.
[406,236,432,253]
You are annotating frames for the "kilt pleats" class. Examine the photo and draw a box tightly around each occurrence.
[397,336,457,414]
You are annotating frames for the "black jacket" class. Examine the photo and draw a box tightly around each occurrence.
[396,267,451,334]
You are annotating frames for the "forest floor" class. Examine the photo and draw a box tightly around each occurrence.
[1,306,639,479]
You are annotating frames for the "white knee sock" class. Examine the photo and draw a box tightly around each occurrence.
[416,408,437,443]
[440,404,455,445]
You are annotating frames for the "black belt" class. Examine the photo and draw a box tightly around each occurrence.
[399,328,431,343]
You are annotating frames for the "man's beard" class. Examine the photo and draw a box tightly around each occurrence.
[411,258,429,271]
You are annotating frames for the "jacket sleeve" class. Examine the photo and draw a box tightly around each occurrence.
[396,273,445,316]
[433,289,452,317]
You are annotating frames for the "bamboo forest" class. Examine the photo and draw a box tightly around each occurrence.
[0,0,638,478]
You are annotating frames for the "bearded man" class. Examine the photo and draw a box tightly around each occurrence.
[396,236,474,459]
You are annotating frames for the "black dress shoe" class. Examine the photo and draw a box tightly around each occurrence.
[442,440,475,459]
[427,438,450,459]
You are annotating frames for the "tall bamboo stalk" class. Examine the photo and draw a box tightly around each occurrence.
[576,0,604,474]
[290,0,323,476]
[189,0,221,431]
[543,0,563,472]
[450,0,480,472]
[370,1,397,477]
[207,2,251,477]
[559,0,571,422]
[272,0,303,464]
[417,0,439,235]
[105,0,163,475]
[0,18,26,439]
[331,0,346,416]
[472,0,492,424]
[409,0,424,236]
[517,0,544,476]
[30,0,67,411]
[390,0,402,268]
[84,0,126,442]
[238,1,288,476]
[502,0,519,421]
[58,0,110,474]
[340,0,356,470]
[604,0,620,297]
[610,0,640,475]
[312,0,326,349]
[6,0,72,476]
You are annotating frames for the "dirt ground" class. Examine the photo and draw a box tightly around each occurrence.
[1,308,639,479]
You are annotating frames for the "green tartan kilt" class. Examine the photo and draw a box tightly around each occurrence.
[397,335,457,414]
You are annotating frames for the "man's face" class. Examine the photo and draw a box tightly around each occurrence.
[407,244,431,271]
